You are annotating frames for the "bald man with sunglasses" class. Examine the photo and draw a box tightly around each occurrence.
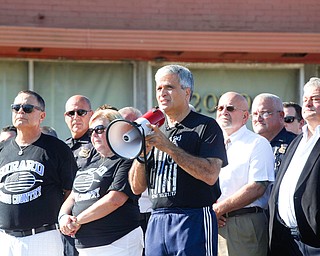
[64,95,101,170]
[64,95,101,256]
[213,92,274,256]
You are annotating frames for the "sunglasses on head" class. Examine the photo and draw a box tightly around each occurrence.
[65,109,89,117]
[215,105,244,112]
[11,104,43,113]
[88,125,107,136]
[284,116,296,123]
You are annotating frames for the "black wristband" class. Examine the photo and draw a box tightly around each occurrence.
[136,156,146,164]
[137,150,153,164]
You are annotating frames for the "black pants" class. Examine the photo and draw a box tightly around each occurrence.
[270,219,320,256]
[140,212,151,256]
[61,234,78,256]
[140,212,151,234]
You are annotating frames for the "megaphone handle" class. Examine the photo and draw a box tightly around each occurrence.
[138,128,155,189]
[141,128,148,174]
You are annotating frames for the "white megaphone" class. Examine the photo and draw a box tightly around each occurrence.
[106,107,165,159]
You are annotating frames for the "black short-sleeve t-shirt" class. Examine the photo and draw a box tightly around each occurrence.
[0,134,77,230]
[72,156,140,248]
[148,111,228,209]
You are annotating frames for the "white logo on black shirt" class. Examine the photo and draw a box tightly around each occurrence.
[150,149,177,199]
[0,160,44,204]
[73,166,107,202]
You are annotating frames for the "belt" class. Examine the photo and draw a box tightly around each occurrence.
[1,224,58,237]
[140,212,151,221]
[277,215,301,241]
[224,207,263,218]
[288,226,301,239]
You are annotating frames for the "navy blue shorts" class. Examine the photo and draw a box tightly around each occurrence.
[145,206,218,256]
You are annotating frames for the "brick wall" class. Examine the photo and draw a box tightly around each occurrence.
[0,0,319,32]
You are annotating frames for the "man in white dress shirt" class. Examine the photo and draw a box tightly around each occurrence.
[213,92,274,256]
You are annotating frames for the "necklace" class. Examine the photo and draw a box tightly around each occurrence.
[18,145,30,156]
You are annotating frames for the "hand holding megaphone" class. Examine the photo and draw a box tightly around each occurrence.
[142,123,170,154]
[106,107,165,159]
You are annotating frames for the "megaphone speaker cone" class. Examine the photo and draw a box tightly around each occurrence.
[106,107,165,159]
[106,119,144,159]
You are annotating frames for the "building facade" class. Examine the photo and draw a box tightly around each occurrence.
[0,0,319,138]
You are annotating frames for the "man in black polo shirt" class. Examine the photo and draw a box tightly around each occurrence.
[129,65,228,256]
[65,95,101,170]
[63,95,100,256]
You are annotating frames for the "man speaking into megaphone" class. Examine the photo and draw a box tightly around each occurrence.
[128,64,228,256]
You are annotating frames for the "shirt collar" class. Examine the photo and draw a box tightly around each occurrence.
[228,125,248,143]
[302,124,320,140]
[71,133,91,146]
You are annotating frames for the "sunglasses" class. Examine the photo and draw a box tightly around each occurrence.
[11,104,43,113]
[65,109,89,117]
[215,105,245,112]
[284,116,296,123]
[88,125,107,136]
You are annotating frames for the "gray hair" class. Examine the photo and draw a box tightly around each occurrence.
[119,106,142,121]
[304,77,320,90]
[155,64,194,100]
[253,93,283,111]
[18,90,45,111]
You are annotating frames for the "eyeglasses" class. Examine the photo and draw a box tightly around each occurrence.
[251,111,280,119]
[65,109,89,117]
[88,125,107,136]
[11,104,43,113]
[215,105,245,112]
[284,116,296,123]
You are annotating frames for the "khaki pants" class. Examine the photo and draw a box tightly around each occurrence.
[218,212,268,256]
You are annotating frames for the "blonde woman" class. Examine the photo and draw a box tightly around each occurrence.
[59,109,143,256]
